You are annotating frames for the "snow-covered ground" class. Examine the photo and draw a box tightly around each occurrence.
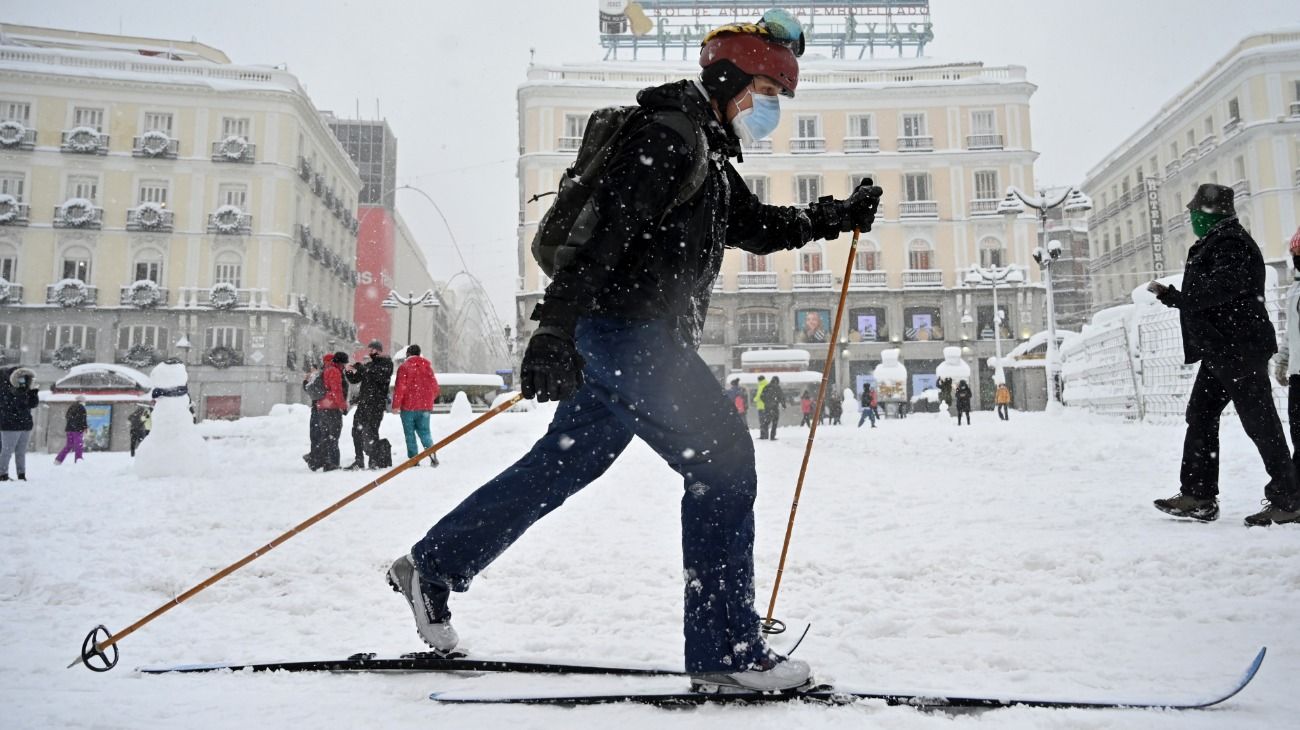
[3,403,1299,729]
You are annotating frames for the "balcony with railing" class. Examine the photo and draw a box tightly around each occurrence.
[206,210,253,235]
[557,136,582,152]
[902,269,943,288]
[296,224,312,249]
[966,133,1004,150]
[897,135,934,152]
[1290,101,1300,118]
[0,347,19,363]
[712,273,725,292]
[53,203,103,229]
[791,270,834,289]
[0,123,36,150]
[741,139,773,154]
[790,137,826,153]
[1181,147,1199,166]
[298,156,312,181]
[132,134,179,159]
[848,269,888,289]
[969,199,1000,216]
[126,206,175,232]
[737,326,780,345]
[211,138,255,163]
[0,201,30,226]
[45,282,99,306]
[1223,117,1242,136]
[1198,134,1217,154]
[118,284,170,307]
[177,286,270,309]
[1168,211,1189,231]
[899,200,939,218]
[0,283,23,304]
[1165,158,1182,178]
[1232,179,1251,198]
[843,136,879,153]
[1132,232,1151,250]
[60,128,109,154]
[736,271,778,290]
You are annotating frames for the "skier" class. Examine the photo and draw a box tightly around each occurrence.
[954,380,972,426]
[387,12,881,694]
[1148,183,1300,526]
[344,340,393,470]
[0,366,38,481]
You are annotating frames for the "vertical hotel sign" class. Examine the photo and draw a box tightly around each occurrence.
[1145,178,1166,276]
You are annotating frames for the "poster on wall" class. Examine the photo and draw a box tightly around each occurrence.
[84,404,112,451]
[796,309,831,344]
[913,373,939,396]
[906,312,944,341]
[856,314,878,341]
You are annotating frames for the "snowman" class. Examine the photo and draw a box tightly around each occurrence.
[135,360,210,478]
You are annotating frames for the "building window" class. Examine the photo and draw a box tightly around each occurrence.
[907,240,933,269]
[1169,140,1179,159]
[970,109,996,139]
[213,251,242,287]
[1232,156,1246,182]
[978,237,1004,268]
[1204,116,1215,136]
[903,306,943,341]
[973,170,998,201]
[138,180,169,206]
[1227,97,1240,122]
[848,306,886,342]
[560,113,587,150]
[795,115,820,139]
[143,111,173,135]
[848,113,874,138]
[221,117,251,138]
[1135,168,1144,186]
[849,173,876,191]
[61,246,92,281]
[119,325,168,349]
[855,242,879,271]
[799,244,823,272]
[901,112,926,137]
[45,324,96,351]
[0,171,24,202]
[0,100,31,124]
[134,249,163,283]
[218,183,248,209]
[206,326,245,350]
[743,176,769,204]
[73,107,105,131]
[0,322,21,352]
[794,175,821,205]
[903,172,932,201]
[67,175,99,203]
[744,253,769,272]
[0,251,15,281]
[737,311,779,344]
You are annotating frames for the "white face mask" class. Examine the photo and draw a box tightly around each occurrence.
[730,90,781,145]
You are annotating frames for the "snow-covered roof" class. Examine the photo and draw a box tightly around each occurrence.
[741,349,811,365]
[436,373,506,388]
[40,392,151,403]
[727,371,825,386]
[52,363,151,392]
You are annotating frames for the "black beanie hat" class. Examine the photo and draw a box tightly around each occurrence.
[332,352,349,364]
[700,59,753,109]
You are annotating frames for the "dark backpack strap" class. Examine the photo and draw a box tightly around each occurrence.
[651,110,710,209]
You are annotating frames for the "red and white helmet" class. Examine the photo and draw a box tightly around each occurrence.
[699,31,799,98]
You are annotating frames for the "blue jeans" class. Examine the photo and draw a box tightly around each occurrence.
[857,406,876,427]
[400,410,433,458]
[411,317,762,672]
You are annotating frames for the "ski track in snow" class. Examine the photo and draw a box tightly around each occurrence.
[2,404,1298,729]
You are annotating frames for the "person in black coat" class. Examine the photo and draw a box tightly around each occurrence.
[0,367,39,481]
[55,395,88,465]
[1148,183,1300,526]
[344,339,394,469]
[954,380,973,426]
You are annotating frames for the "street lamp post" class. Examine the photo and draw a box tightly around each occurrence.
[381,289,440,351]
[997,186,1093,408]
[963,264,1025,385]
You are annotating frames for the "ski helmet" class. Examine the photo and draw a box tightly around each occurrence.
[699,30,800,99]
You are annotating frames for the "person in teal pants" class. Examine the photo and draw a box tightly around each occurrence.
[392,344,440,467]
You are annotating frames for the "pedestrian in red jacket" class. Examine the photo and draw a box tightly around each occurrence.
[305,352,349,471]
[392,344,440,466]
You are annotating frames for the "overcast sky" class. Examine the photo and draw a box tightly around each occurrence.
[5,1,1297,322]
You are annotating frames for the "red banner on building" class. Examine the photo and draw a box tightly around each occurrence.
[354,206,394,348]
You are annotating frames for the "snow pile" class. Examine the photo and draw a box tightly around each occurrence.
[873,348,906,401]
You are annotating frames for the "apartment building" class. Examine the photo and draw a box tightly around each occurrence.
[0,24,361,419]
[516,58,1045,405]
[1083,30,1300,311]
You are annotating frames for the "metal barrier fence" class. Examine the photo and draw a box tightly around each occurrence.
[1061,285,1290,422]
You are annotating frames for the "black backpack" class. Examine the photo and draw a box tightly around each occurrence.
[530,106,710,278]
[304,371,327,401]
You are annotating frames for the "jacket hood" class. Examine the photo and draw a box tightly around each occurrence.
[7,367,34,388]
[321,354,338,368]
[637,79,740,159]
[401,355,433,376]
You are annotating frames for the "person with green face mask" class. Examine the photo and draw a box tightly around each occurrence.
[1146,183,1300,526]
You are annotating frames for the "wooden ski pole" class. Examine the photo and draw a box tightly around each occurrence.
[69,392,524,671]
[763,229,860,633]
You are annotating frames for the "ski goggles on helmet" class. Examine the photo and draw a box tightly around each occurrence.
[701,8,806,58]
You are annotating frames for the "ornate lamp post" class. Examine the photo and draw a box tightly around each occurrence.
[963,264,1025,384]
[382,289,440,351]
[997,186,1093,408]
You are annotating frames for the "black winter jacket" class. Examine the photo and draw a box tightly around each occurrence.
[0,368,40,431]
[1156,218,1276,363]
[345,355,393,413]
[955,383,973,410]
[532,80,818,346]
[65,402,88,433]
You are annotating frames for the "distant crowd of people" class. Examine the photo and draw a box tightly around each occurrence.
[301,340,441,472]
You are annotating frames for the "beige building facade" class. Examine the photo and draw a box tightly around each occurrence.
[0,25,361,419]
[517,59,1045,405]
[1083,30,1300,311]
